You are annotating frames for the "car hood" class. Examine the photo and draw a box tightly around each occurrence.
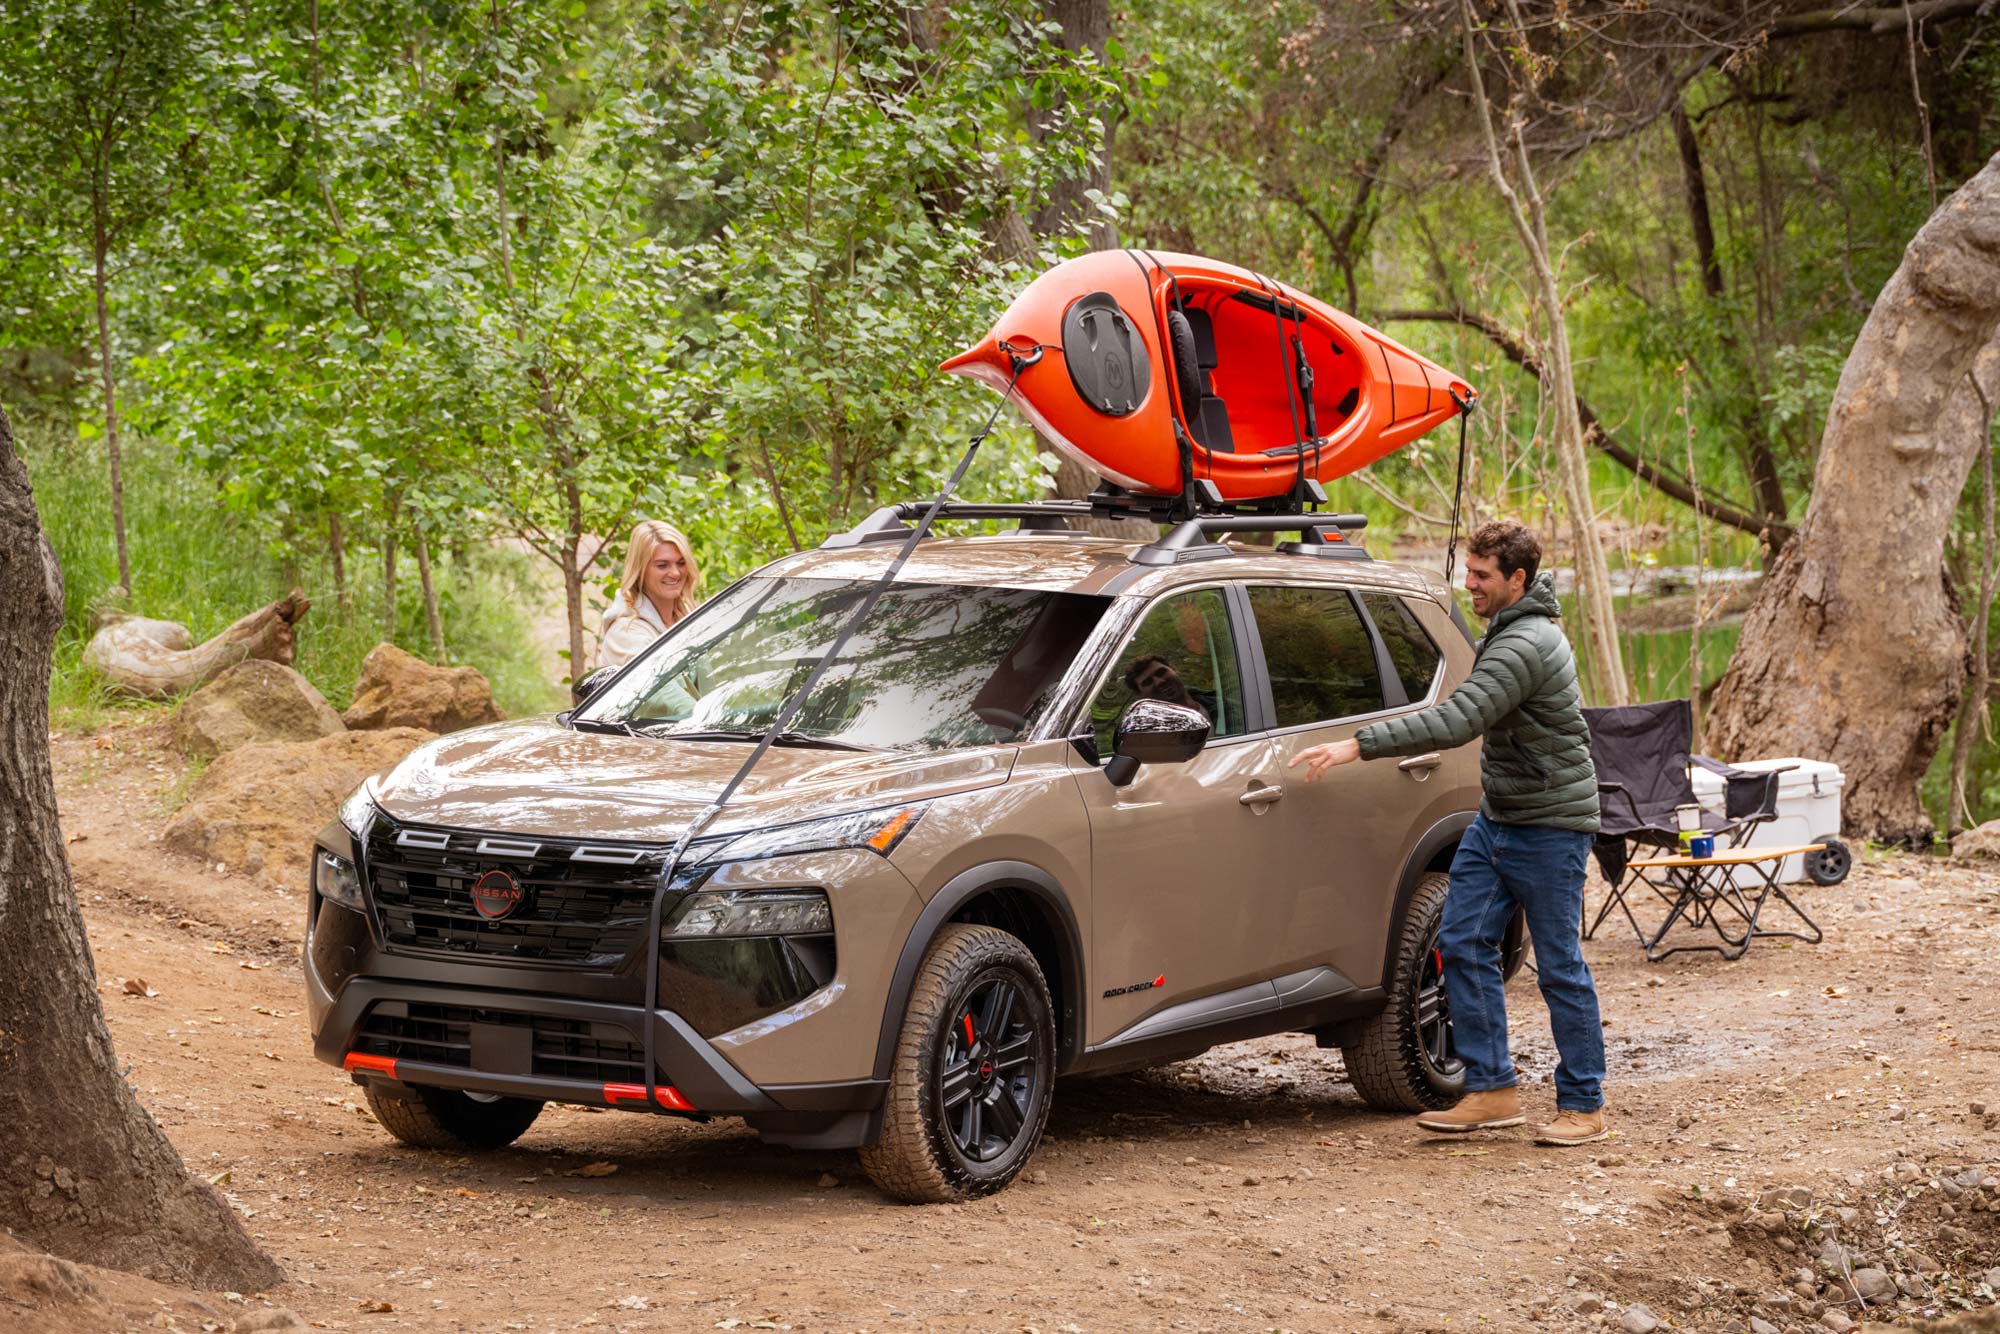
[369,718,1018,842]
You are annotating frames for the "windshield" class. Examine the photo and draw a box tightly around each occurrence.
[579,577,1112,752]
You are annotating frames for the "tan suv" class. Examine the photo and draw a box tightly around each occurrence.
[307,504,1512,1201]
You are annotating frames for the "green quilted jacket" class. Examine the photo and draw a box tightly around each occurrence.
[1355,573,1600,833]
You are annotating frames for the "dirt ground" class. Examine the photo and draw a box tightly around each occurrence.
[31,718,2000,1333]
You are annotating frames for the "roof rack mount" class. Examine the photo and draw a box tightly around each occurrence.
[818,482,1370,567]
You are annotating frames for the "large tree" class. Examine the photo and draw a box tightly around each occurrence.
[0,403,280,1290]
[1707,152,2000,843]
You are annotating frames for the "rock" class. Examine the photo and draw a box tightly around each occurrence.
[1570,1294,1606,1316]
[234,1312,310,1332]
[164,728,434,879]
[343,643,503,734]
[1750,1319,1781,1334]
[176,659,345,758]
[1817,1242,1853,1275]
[1951,819,2000,859]
[1761,1186,1813,1212]
[1848,1269,1895,1304]
[0,1250,100,1305]
[1619,1304,1660,1334]
[1984,1267,2000,1291]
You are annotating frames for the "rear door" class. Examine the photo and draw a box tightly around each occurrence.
[1243,581,1457,990]
[1069,586,1289,1045]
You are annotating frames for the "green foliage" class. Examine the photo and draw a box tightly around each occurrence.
[26,422,561,727]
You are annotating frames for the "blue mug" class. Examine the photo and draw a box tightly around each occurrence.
[1688,834,1716,859]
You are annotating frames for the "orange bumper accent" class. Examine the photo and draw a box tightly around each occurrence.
[602,1082,697,1113]
[343,1051,399,1077]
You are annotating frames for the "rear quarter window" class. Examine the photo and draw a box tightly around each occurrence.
[1361,593,1443,705]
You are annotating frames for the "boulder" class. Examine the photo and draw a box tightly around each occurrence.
[164,728,434,879]
[1952,818,2000,860]
[175,659,345,758]
[343,643,503,734]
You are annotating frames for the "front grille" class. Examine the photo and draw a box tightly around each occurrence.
[362,818,698,967]
[355,1001,648,1085]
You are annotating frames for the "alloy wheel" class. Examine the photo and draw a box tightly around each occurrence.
[939,974,1045,1166]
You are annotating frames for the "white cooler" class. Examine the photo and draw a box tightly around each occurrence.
[1688,756,1845,886]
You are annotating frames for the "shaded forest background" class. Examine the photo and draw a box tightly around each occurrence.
[3,0,1997,833]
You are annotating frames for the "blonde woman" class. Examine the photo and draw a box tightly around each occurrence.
[597,520,703,670]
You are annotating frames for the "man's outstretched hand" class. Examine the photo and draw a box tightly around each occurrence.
[1290,737,1361,782]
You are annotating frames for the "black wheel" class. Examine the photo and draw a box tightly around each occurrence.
[860,924,1055,1203]
[1342,871,1467,1112]
[1804,836,1852,886]
[363,1082,543,1151]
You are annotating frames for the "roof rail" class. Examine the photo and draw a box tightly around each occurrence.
[817,488,1372,567]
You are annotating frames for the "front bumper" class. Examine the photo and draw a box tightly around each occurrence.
[304,823,891,1149]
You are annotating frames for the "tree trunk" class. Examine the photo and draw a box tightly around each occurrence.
[83,594,310,700]
[561,477,588,677]
[1462,0,1630,704]
[1672,101,1789,543]
[0,405,281,1290]
[413,525,444,661]
[1708,152,2000,843]
[92,201,131,597]
[328,512,350,608]
[381,493,400,644]
[1947,389,1995,835]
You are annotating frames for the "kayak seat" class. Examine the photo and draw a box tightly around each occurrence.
[1180,307,1235,454]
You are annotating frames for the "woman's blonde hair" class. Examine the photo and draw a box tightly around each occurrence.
[619,520,702,626]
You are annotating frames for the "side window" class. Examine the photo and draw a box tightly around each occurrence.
[1362,594,1443,705]
[1088,588,1247,755]
[1249,585,1385,728]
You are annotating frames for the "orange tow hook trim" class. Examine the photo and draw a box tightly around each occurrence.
[343,1052,398,1077]
[601,1082,697,1112]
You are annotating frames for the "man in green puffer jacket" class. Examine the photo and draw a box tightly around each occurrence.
[1290,520,1607,1146]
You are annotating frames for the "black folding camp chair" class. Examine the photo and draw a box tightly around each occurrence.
[1581,700,1788,946]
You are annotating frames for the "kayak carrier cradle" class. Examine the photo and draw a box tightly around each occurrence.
[819,481,1371,567]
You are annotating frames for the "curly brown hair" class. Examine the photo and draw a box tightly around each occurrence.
[1467,520,1541,585]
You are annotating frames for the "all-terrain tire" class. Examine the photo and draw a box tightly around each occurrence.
[1342,871,1467,1112]
[363,1082,544,1151]
[860,924,1055,1204]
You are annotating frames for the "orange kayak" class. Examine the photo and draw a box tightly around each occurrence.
[942,250,1473,504]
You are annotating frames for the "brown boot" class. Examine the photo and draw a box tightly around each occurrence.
[1415,1087,1524,1134]
[1535,1108,1608,1146]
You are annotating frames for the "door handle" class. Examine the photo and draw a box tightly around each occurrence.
[1239,785,1286,806]
[1397,753,1444,778]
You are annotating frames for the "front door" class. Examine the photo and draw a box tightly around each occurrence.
[1070,587,1288,1046]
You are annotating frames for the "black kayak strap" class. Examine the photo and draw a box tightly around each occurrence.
[640,348,1041,1112]
[1442,388,1476,585]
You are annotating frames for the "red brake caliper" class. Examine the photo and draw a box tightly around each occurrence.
[963,1014,976,1046]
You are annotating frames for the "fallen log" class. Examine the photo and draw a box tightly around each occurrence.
[83,593,310,700]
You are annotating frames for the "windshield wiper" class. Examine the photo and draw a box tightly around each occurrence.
[653,726,874,752]
[570,716,639,737]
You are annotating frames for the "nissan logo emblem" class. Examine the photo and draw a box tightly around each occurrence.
[469,868,525,921]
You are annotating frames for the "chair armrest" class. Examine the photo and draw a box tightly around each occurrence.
[1690,753,1748,780]
[1597,780,1644,826]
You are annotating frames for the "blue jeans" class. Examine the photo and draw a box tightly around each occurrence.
[1443,813,1605,1112]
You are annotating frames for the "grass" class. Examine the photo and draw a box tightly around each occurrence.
[27,423,565,730]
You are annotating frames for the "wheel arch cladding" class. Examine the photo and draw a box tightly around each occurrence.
[1382,812,1474,986]
[872,862,1085,1081]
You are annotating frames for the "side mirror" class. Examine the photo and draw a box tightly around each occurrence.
[1105,698,1211,787]
[571,664,620,708]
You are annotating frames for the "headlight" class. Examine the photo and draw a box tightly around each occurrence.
[314,850,366,913]
[338,781,377,840]
[689,805,924,867]
[664,889,831,938]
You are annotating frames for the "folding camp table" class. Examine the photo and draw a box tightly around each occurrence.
[1622,843,1826,962]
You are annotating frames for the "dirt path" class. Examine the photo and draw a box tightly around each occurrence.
[44,721,2000,1332]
